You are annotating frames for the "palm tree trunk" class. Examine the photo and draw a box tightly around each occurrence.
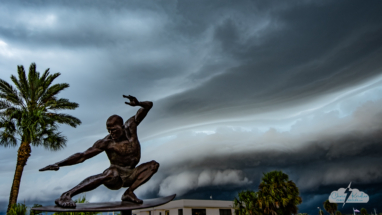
[7,142,31,212]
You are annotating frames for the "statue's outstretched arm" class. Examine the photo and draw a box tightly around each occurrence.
[123,95,153,125]
[39,140,105,171]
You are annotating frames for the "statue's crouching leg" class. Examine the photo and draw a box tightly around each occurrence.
[56,169,121,208]
[122,160,159,203]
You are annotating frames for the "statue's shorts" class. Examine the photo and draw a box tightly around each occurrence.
[104,164,139,188]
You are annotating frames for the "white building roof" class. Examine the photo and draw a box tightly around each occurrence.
[136,199,234,211]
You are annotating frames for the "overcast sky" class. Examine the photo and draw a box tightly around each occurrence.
[1,0,382,214]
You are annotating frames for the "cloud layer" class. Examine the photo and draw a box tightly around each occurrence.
[1,0,382,214]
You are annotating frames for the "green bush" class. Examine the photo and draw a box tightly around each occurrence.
[7,203,27,215]
[30,204,43,215]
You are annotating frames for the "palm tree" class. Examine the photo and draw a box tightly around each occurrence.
[0,63,81,212]
[323,200,337,215]
[257,170,302,215]
[233,190,262,215]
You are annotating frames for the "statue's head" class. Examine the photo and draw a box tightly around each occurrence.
[106,115,124,140]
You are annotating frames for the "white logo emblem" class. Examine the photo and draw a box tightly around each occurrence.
[329,182,369,207]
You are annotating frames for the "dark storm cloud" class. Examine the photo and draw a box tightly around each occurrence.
[1,0,382,213]
[141,0,382,137]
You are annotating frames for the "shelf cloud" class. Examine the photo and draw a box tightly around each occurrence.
[1,0,382,214]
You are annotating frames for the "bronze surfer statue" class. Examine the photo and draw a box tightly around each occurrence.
[40,95,158,208]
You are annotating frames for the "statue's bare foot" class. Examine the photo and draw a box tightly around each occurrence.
[122,190,143,204]
[55,192,76,208]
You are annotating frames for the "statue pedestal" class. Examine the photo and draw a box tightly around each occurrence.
[32,194,176,215]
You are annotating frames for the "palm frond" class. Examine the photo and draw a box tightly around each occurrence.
[0,79,24,106]
[39,83,69,104]
[28,63,40,103]
[43,72,60,88]
[39,68,50,83]
[0,79,17,95]
[0,100,12,110]
[38,73,61,102]
[0,117,18,147]
[46,98,79,110]
[41,131,67,151]
[47,113,81,127]
[0,92,23,107]
[0,107,22,122]
[15,65,30,101]
[35,69,50,101]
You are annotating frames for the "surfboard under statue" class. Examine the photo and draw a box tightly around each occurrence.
[31,194,176,213]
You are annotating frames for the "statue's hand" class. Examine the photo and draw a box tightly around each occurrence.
[123,95,139,106]
[39,164,59,171]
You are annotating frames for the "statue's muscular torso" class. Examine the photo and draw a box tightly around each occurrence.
[95,116,141,169]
